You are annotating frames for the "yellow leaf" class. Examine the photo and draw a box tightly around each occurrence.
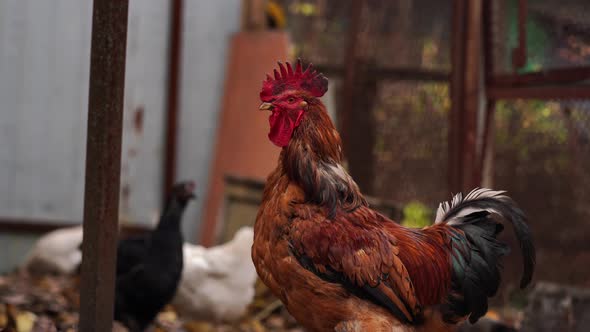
[183,321,213,332]
[16,311,36,332]
[0,304,7,328]
[251,319,266,332]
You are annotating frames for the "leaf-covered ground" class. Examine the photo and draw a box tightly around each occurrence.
[0,272,302,332]
[0,271,525,332]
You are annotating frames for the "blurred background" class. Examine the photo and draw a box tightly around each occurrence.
[1,0,589,331]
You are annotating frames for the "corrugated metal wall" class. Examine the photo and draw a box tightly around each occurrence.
[0,0,93,222]
[0,0,241,271]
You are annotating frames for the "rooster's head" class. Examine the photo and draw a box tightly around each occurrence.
[259,59,328,147]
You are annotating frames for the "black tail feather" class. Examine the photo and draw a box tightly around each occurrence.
[437,189,535,288]
[437,189,536,323]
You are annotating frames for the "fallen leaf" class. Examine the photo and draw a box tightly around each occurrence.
[0,303,7,328]
[15,311,36,332]
[250,320,266,332]
[184,321,214,332]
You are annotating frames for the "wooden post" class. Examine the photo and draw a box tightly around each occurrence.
[79,1,129,331]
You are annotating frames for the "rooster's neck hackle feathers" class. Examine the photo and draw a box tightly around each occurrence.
[280,102,367,216]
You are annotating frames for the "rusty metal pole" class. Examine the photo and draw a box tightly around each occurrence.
[340,0,362,139]
[480,0,496,187]
[79,1,129,331]
[512,0,528,71]
[449,0,467,193]
[462,0,483,191]
[449,0,483,193]
[340,0,378,194]
[163,0,184,205]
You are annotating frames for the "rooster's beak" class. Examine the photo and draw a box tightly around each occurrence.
[259,102,273,111]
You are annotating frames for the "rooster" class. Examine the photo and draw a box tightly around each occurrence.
[251,60,535,332]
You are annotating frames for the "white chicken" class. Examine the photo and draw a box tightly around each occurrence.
[22,225,257,322]
[22,225,83,275]
[172,227,258,322]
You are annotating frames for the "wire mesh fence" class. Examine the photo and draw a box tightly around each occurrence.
[494,99,590,287]
[493,0,590,74]
[278,0,590,290]
[373,81,450,207]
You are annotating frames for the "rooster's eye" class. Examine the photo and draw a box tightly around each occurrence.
[287,97,295,103]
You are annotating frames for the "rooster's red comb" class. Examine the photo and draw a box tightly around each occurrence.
[260,59,328,102]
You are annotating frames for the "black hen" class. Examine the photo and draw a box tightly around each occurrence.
[114,181,195,331]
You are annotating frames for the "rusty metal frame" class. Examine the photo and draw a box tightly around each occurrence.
[490,67,590,87]
[340,0,379,193]
[449,0,483,193]
[316,65,448,82]
[449,0,467,194]
[0,218,76,234]
[463,0,483,192]
[78,1,129,331]
[488,85,590,100]
[486,0,590,100]
[478,0,590,192]
[511,0,528,70]
[162,0,184,205]
[478,0,497,186]
[0,217,149,236]
[340,0,363,153]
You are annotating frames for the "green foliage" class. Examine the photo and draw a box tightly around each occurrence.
[401,201,433,228]
[506,0,551,73]
[288,2,317,16]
